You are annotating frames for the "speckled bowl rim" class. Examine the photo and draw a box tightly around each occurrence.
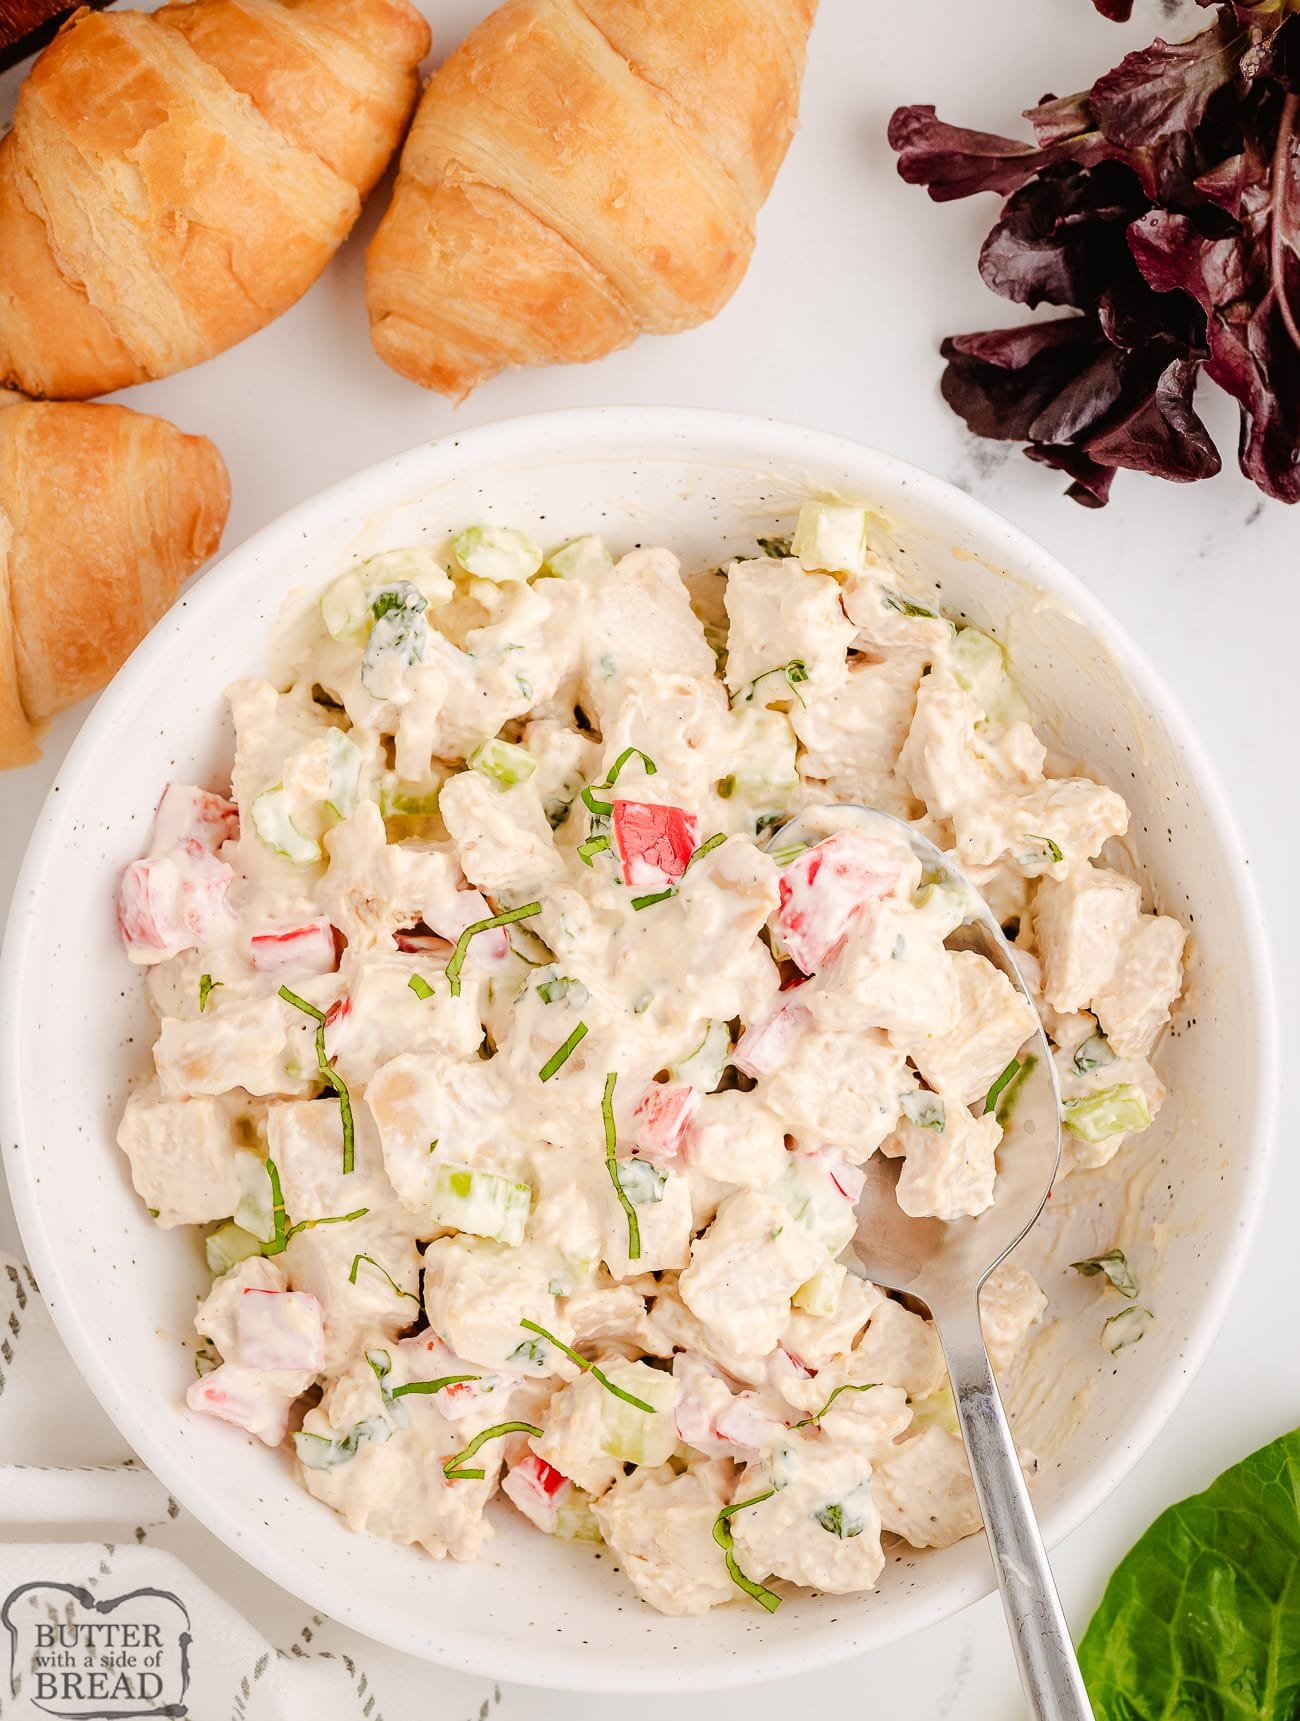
[0,407,1279,1690]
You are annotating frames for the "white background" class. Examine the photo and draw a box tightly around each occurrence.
[0,0,1294,1712]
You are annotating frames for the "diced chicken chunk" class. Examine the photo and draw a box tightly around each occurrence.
[592,1462,736,1616]
[439,769,565,898]
[117,1087,242,1227]
[731,1442,884,1594]
[980,1261,1048,1372]
[906,951,1037,1107]
[891,1101,1003,1222]
[679,1191,826,1362]
[723,557,855,693]
[874,1425,981,1549]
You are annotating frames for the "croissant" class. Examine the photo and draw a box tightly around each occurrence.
[0,393,230,768]
[366,0,818,398]
[0,0,431,400]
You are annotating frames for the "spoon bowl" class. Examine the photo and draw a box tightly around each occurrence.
[766,804,1093,1720]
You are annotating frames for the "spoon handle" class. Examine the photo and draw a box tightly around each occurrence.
[939,1310,1095,1721]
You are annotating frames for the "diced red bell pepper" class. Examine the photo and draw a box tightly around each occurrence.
[152,783,239,854]
[774,829,902,972]
[249,917,338,976]
[612,800,698,889]
[631,1083,700,1167]
[501,1452,574,1530]
[731,999,811,1079]
[117,839,234,964]
[185,1362,294,1446]
[234,1288,325,1372]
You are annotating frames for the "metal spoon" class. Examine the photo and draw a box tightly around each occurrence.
[768,806,1094,1721]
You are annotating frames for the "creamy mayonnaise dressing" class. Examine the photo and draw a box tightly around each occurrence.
[115,504,1186,1615]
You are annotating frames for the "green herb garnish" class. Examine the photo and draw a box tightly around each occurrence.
[517,1317,657,1414]
[348,1253,419,1303]
[791,1381,879,1429]
[277,986,356,1173]
[985,1054,1036,1122]
[631,832,727,910]
[1072,1250,1139,1299]
[734,659,811,709]
[756,535,792,559]
[580,746,658,817]
[445,903,541,997]
[1073,1031,1116,1075]
[284,1206,369,1244]
[393,1375,480,1399]
[408,973,435,1001]
[713,1493,782,1612]
[198,974,221,1012]
[602,1071,640,1260]
[813,1502,865,1539]
[539,1021,589,1081]
[443,1420,543,1482]
[1026,833,1064,864]
[537,975,588,1006]
[882,589,939,619]
[577,833,611,866]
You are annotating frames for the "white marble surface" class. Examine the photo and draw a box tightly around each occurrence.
[0,0,1294,1712]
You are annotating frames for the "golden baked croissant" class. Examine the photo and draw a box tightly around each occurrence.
[366,0,818,397]
[0,0,431,399]
[0,393,230,767]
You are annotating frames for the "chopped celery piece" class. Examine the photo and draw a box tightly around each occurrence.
[233,1149,276,1245]
[378,774,440,817]
[778,1159,856,1256]
[322,728,363,818]
[909,1383,960,1437]
[1062,1083,1152,1144]
[251,785,320,865]
[452,525,543,584]
[948,626,1031,722]
[670,1020,731,1093]
[901,1090,946,1133]
[1073,1031,1116,1075]
[469,738,537,787]
[792,501,870,576]
[599,1365,677,1465]
[205,1221,262,1276]
[792,1260,847,1317]
[554,1490,604,1542]
[430,1162,532,1246]
[881,588,941,620]
[360,546,453,607]
[546,535,614,580]
[320,570,371,643]
[1102,1305,1153,1354]
[615,1158,667,1206]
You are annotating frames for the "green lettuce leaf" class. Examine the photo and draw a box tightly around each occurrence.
[1079,1427,1300,1718]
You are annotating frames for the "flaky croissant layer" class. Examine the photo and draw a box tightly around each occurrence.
[0,395,231,768]
[0,0,431,400]
[367,0,819,399]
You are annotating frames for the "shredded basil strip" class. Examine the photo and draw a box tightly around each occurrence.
[517,1317,656,1414]
[198,973,221,1012]
[814,1502,865,1539]
[580,746,659,818]
[392,1375,480,1399]
[985,1056,1023,1116]
[602,1071,641,1260]
[756,535,792,559]
[578,833,611,866]
[349,1252,419,1303]
[882,589,939,620]
[278,985,356,1174]
[284,1206,369,1244]
[444,1420,543,1481]
[631,832,726,911]
[539,1021,589,1081]
[259,1155,289,1255]
[1027,832,1064,864]
[791,1381,879,1429]
[734,659,810,709]
[445,902,541,997]
[713,1492,782,1612]
[1071,1249,1139,1299]
[408,973,435,1001]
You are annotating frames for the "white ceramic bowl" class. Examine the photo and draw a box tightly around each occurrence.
[0,408,1275,1691]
